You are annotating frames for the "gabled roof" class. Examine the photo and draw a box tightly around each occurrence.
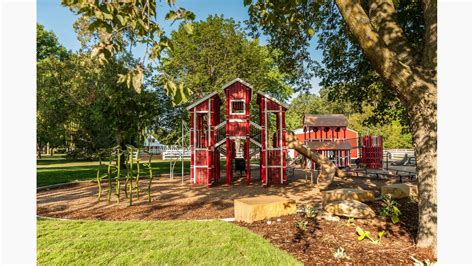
[304,114,348,127]
[186,91,220,110]
[257,91,289,109]
[306,141,352,150]
[221,78,253,94]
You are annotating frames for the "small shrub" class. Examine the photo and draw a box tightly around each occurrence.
[295,220,308,231]
[302,205,318,218]
[379,195,402,224]
[411,256,435,266]
[355,226,384,244]
[333,247,350,260]
[346,217,355,226]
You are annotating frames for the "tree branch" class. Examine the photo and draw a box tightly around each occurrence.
[368,0,417,66]
[421,0,437,71]
[334,0,429,105]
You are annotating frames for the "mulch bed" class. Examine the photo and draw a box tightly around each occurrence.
[37,170,436,263]
[236,198,435,264]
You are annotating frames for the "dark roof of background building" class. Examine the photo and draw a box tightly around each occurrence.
[306,141,352,150]
[303,114,348,127]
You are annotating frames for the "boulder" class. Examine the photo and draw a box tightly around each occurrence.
[322,188,375,206]
[381,183,418,199]
[324,200,376,218]
[234,196,296,223]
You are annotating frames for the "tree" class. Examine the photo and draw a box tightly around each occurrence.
[160,15,293,101]
[62,0,196,104]
[153,16,293,142]
[37,24,68,61]
[286,90,352,130]
[37,24,72,157]
[246,0,437,249]
[37,25,160,158]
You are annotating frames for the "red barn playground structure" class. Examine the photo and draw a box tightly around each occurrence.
[187,78,384,187]
[299,114,383,170]
[187,78,288,186]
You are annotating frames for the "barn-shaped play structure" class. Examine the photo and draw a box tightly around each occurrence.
[187,78,288,186]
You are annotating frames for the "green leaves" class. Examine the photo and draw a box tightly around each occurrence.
[356,227,384,244]
[62,0,196,104]
[356,227,370,241]
[163,80,191,105]
[379,195,402,224]
[183,23,193,34]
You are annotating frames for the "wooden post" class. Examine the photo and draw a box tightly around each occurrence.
[260,96,267,186]
[190,108,195,184]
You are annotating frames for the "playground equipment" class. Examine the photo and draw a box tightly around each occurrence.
[187,78,288,186]
[302,114,352,168]
[168,120,189,184]
[359,135,384,169]
[96,145,154,205]
[186,78,385,188]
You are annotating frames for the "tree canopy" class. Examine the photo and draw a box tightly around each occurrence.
[37,24,160,158]
[152,16,293,144]
[160,15,293,102]
[37,24,69,61]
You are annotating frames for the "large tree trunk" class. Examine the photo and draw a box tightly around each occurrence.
[334,0,437,250]
[407,87,437,249]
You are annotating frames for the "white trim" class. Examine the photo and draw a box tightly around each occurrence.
[229,99,246,115]
[250,121,262,130]
[264,99,268,186]
[250,138,262,148]
[215,138,226,148]
[186,91,219,110]
[257,91,289,109]
[193,109,197,183]
[229,136,246,140]
[267,165,283,169]
[215,121,226,130]
[228,119,246,122]
[279,106,283,184]
[221,78,254,92]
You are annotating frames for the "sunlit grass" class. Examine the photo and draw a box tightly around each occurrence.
[37,218,301,265]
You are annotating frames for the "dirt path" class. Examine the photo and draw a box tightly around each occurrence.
[37,168,406,221]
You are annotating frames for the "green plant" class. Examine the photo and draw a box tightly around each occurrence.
[410,256,435,266]
[346,217,355,226]
[379,195,402,224]
[355,227,384,244]
[333,247,350,260]
[294,220,308,231]
[302,205,317,218]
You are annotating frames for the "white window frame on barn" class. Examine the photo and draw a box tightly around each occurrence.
[230,99,245,115]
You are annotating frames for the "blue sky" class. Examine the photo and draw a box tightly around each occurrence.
[37,0,322,94]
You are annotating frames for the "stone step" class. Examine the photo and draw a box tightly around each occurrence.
[234,196,296,223]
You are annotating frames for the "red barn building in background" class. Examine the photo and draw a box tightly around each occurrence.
[288,114,359,167]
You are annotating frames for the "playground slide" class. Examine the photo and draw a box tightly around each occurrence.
[286,132,345,189]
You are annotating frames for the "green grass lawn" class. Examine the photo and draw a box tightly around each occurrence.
[36,155,194,187]
[38,218,300,265]
[37,155,300,264]
[37,155,229,187]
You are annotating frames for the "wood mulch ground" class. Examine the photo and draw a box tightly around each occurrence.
[237,198,435,264]
[37,168,435,264]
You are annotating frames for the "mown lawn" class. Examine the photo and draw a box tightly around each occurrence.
[37,155,195,187]
[37,218,301,265]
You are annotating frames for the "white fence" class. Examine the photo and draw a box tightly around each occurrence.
[384,149,415,160]
[162,148,191,160]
